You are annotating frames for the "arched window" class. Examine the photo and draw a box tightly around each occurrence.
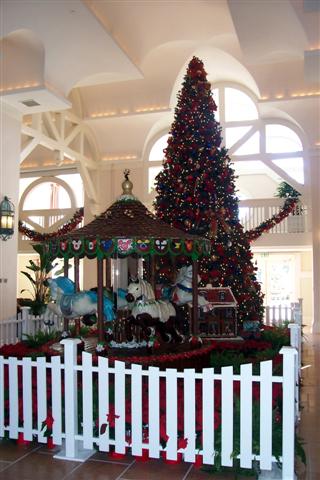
[19,173,84,250]
[146,85,305,199]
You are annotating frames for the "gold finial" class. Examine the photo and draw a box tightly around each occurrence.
[122,169,133,195]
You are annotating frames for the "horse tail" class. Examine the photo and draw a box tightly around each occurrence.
[103,298,115,322]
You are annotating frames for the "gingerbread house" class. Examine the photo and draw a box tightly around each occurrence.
[197,286,238,337]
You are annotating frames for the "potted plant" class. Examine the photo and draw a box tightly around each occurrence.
[19,244,58,315]
[275,181,304,232]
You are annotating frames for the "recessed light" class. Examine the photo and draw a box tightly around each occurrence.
[21,99,40,107]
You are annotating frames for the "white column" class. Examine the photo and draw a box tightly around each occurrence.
[0,104,22,321]
[310,147,320,333]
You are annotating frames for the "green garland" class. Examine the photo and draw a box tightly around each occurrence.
[245,198,298,242]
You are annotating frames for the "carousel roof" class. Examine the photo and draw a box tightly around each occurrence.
[46,171,210,259]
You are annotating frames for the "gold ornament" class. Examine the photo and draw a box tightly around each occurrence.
[122,169,133,195]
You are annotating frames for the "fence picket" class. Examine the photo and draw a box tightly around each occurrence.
[82,352,93,450]
[281,347,297,479]
[166,368,178,461]
[0,357,4,437]
[221,366,233,467]
[131,363,143,456]
[22,357,33,441]
[183,369,196,463]
[148,366,160,459]
[9,357,18,439]
[259,360,273,470]
[60,339,80,458]
[240,363,252,468]
[114,361,126,454]
[98,356,109,452]
[36,357,47,443]
[202,368,214,465]
[51,355,62,445]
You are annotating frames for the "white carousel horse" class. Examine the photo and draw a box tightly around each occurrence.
[125,278,182,342]
[172,265,210,309]
[44,277,115,324]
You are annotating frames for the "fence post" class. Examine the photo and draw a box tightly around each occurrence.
[54,339,94,462]
[280,346,297,479]
[20,307,31,337]
[288,324,301,422]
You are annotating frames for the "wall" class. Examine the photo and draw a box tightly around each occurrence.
[0,106,22,321]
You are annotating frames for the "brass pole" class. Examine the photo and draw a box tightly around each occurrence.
[97,257,104,342]
[192,258,199,335]
[74,256,80,336]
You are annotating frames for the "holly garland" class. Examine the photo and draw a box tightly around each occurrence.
[245,198,298,242]
[19,207,84,242]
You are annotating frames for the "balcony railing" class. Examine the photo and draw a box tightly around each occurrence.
[239,198,309,234]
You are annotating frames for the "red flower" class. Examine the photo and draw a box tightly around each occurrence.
[107,410,120,428]
[178,437,188,449]
[45,413,54,429]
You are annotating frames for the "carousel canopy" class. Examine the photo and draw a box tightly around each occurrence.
[44,171,210,260]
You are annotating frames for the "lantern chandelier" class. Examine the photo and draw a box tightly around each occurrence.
[0,196,15,241]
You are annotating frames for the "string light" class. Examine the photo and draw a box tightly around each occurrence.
[0,82,40,93]
[102,155,137,162]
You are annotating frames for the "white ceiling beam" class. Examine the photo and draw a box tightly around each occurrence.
[43,112,60,141]
[20,137,39,162]
[78,162,98,204]
[21,124,96,169]
[65,124,82,146]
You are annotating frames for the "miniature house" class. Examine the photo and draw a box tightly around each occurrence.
[197,286,238,337]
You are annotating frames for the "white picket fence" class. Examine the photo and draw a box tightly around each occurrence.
[0,337,300,479]
[0,307,64,346]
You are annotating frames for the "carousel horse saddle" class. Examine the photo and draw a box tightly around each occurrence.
[60,294,74,317]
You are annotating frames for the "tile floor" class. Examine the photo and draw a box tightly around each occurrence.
[0,334,318,479]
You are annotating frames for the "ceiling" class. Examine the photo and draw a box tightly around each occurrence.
[1,0,319,197]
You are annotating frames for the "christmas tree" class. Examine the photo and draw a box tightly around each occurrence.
[154,56,264,327]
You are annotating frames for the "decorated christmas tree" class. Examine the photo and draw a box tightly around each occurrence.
[154,56,264,327]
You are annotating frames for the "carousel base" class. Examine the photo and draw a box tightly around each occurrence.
[52,336,217,370]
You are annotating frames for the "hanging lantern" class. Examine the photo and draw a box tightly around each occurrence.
[0,196,15,240]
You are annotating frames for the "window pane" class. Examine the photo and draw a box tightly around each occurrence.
[272,157,304,184]
[225,88,258,121]
[149,135,169,161]
[266,125,303,153]
[212,88,219,121]
[233,131,260,155]
[58,174,83,207]
[225,126,252,149]
[24,182,71,210]
[19,177,39,200]
[148,166,163,193]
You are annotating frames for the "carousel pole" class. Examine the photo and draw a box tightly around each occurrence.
[63,257,69,331]
[105,258,110,288]
[74,256,80,336]
[150,255,156,294]
[97,257,104,342]
[192,258,199,335]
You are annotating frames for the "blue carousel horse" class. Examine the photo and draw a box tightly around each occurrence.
[44,276,115,324]
[125,278,183,343]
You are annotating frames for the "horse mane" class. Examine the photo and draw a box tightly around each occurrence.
[174,265,192,285]
[139,278,155,301]
[54,276,75,294]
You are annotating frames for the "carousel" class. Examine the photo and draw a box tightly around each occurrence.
[41,171,211,357]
